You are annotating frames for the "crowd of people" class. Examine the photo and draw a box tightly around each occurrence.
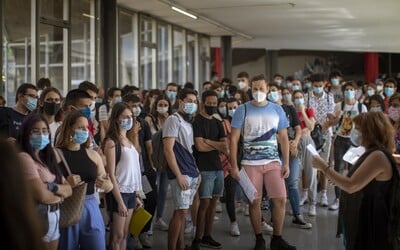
[1,70,400,250]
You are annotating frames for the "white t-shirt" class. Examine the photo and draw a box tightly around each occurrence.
[98,104,111,122]
[334,101,368,138]
[49,121,61,146]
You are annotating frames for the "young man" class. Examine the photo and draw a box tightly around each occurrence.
[237,71,252,100]
[163,88,200,250]
[98,87,123,142]
[230,74,296,250]
[383,78,397,113]
[328,71,344,103]
[191,90,227,249]
[78,81,100,145]
[165,82,179,112]
[327,81,367,210]
[0,83,37,140]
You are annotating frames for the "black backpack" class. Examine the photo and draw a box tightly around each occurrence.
[307,94,328,150]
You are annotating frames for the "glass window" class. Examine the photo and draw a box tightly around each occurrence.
[187,33,195,83]
[173,28,184,85]
[141,18,152,43]
[38,24,66,92]
[118,11,138,87]
[157,24,169,89]
[40,0,68,21]
[71,0,98,87]
[3,0,32,105]
[140,46,156,90]
[199,36,210,85]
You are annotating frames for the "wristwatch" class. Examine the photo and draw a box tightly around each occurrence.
[47,182,59,194]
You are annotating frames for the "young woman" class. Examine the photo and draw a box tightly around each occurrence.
[56,111,113,250]
[292,90,318,217]
[37,87,63,145]
[18,114,72,250]
[145,95,171,231]
[103,102,142,250]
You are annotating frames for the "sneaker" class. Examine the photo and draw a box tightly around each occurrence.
[191,238,201,250]
[132,236,143,250]
[270,237,296,250]
[308,205,316,216]
[299,190,308,206]
[292,215,312,229]
[262,221,273,234]
[184,222,194,234]
[328,198,339,211]
[244,204,250,216]
[139,233,152,248]
[201,235,222,249]
[319,192,329,207]
[154,218,169,231]
[254,237,266,250]
[230,222,240,236]
[236,203,245,213]
[215,201,222,213]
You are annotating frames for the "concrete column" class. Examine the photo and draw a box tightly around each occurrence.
[221,36,232,79]
[102,0,117,90]
[266,50,279,82]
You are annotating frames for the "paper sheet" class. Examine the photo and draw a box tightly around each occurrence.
[343,146,366,165]
[238,168,257,203]
[306,144,319,156]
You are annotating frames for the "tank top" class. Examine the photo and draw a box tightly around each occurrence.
[116,145,142,193]
[61,147,97,195]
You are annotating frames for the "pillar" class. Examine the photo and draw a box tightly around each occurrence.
[102,0,117,90]
[221,36,232,79]
[214,48,221,80]
[364,52,379,83]
[266,50,279,82]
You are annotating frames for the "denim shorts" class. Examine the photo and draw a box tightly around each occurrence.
[198,170,224,199]
[170,176,199,210]
[43,208,60,242]
[106,192,136,212]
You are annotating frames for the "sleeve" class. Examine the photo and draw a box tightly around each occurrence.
[142,120,152,142]
[19,153,40,180]
[98,105,108,121]
[277,105,290,131]
[328,94,336,113]
[192,117,203,138]
[217,119,227,138]
[230,104,246,129]
[290,106,301,127]
[307,108,316,119]
[361,104,368,113]
[162,115,180,138]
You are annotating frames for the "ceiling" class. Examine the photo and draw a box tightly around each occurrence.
[117,0,400,53]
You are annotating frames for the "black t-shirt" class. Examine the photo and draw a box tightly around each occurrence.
[281,104,300,140]
[136,117,152,172]
[0,107,27,139]
[192,114,226,171]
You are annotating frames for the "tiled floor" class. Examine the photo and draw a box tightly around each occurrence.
[145,187,345,250]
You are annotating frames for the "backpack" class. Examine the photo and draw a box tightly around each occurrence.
[307,94,328,150]
[151,114,180,171]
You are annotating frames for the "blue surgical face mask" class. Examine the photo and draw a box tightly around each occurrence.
[292,85,301,91]
[313,86,324,95]
[167,91,177,100]
[385,87,395,97]
[120,118,133,131]
[183,102,197,115]
[344,90,355,100]
[367,90,375,97]
[114,96,122,104]
[29,134,50,150]
[267,91,279,103]
[228,109,236,117]
[218,107,227,117]
[72,129,89,145]
[370,106,382,112]
[132,107,141,117]
[80,107,91,120]
[283,94,292,102]
[294,98,304,106]
[305,82,312,89]
[350,128,362,146]
[26,96,38,111]
[286,82,293,88]
[331,78,340,86]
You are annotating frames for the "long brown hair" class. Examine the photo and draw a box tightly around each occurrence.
[353,112,395,152]
[104,102,132,145]
[56,111,90,149]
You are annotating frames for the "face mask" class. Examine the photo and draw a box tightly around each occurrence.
[219,90,225,98]
[266,91,278,102]
[72,129,89,145]
[167,91,177,100]
[253,91,267,103]
[370,106,382,112]
[132,107,141,117]
[43,102,61,116]
[367,90,375,97]
[120,118,133,131]
[292,85,301,91]
[30,134,50,150]
[157,106,169,114]
[26,96,38,111]
[331,78,340,86]
[376,85,383,92]
[114,96,122,104]
[313,86,324,95]
[388,106,400,122]
[218,107,227,117]
[294,98,304,106]
[238,81,247,90]
[275,79,282,85]
[344,90,355,100]
[90,101,96,111]
[283,94,292,102]
[350,128,362,146]
[95,97,103,104]
[204,105,218,116]
[286,82,293,88]
[80,107,91,120]
[385,87,395,97]
[183,102,197,115]
[228,109,236,117]
[305,82,312,89]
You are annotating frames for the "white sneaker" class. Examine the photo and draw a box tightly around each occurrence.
[216,201,222,213]
[319,192,328,207]
[154,218,169,231]
[132,236,143,250]
[184,221,193,234]
[139,233,152,248]
[308,205,316,216]
[262,221,273,234]
[236,203,244,213]
[230,222,240,236]
[292,215,312,229]
[299,190,308,206]
[329,198,339,211]
[244,204,249,216]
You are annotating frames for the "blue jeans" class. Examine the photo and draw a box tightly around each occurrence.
[156,170,169,218]
[198,170,224,199]
[284,155,301,215]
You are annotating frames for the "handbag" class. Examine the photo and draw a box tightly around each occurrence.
[55,148,87,228]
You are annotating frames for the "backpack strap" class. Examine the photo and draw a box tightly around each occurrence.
[148,114,159,132]
[115,142,121,166]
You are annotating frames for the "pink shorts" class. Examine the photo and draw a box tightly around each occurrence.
[243,161,286,200]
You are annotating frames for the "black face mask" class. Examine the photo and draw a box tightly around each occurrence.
[204,105,217,116]
[43,102,61,116]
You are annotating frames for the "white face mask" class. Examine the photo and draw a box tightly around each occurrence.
[253,91,267,103]
[376,85,384,92]
[132,107,141,117]
[238,81,247,90]
[157,106,168,114]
